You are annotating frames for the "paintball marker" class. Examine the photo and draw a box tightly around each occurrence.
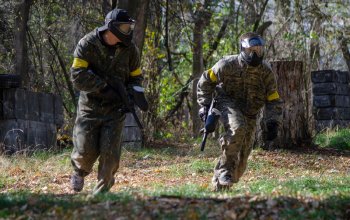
[90,69,144,130]
[108,79,144,130]
[200,98,220,151]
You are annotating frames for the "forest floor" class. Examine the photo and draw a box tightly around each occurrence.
[0,141,349,219]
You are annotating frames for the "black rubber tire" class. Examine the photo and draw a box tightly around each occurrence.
[311,70,349,84]
[313,83,350,95]
[0,74,21,88]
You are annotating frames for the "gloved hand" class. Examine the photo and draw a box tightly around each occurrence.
[198,106,209,122]
[265,120,279,141]
[127,84,148,111]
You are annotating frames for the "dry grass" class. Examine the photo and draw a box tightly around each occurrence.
[0,142,349,219]
[1,143,349,196]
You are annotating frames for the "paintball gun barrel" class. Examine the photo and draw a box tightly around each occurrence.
[200,98,220,151]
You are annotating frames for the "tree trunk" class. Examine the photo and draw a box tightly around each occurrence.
[192,22,205,137]
[191,4,211,137]
[14,0,33,88]
[204,17,229,66]
[117,0,150,52]
[102,0,112,15]
[116,0,135,11]
[133,0,150,52]
[263,61,311,148]
[339,35,350,72]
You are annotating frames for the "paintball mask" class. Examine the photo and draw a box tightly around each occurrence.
[98,9,135,46]
[240,34,265,67]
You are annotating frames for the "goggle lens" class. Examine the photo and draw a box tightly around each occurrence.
[244,46,264,57]
[116,22,134,35]
[108,20,135,35]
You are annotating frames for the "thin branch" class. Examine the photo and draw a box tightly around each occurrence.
[165,0,173,71]
[256,21,272,36]
[165,76,193,120]
[266,15,293,56]
[46,31,77,110]
[339,35,350,72]
[253,0,269,32]
[204,17,229,66]
[49,64,72,118]
[171,51,191,63]
[27,28,44,77]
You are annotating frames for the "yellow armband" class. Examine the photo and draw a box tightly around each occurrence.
[72,58,88,68]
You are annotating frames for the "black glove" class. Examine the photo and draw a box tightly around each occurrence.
[265,121,279,141]
[198,106,209,122]
[127,85,148,111]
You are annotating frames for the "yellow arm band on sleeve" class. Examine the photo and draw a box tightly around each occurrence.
[72,58,88,68]
[130,67,142,77]
[208,69,218,83]
[267,91,280,101]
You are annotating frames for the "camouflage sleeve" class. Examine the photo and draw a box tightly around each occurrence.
[70,37,106,92]
[126,44,143,86]
[197,59,224,107]
[263,62,283,124]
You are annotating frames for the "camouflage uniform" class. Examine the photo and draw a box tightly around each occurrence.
[197,54,282,188]
[70,29,142,193]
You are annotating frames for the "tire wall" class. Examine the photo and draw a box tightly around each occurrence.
[312,70,350,131]
[0,88,64,154]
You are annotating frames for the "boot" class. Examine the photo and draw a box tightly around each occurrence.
[218,174,234,187]
[212,175,232,192]
[70,172,84,192]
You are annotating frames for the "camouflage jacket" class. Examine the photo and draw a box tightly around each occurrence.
[71,29,143,114]
[197,54,282,123]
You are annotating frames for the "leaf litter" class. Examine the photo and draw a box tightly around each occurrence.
[0,145,349,219]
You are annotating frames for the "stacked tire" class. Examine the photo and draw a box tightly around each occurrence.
[0,74,64,154]
[312,70,350,131]
[0,74,21,89]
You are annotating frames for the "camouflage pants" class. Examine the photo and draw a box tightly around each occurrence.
[71,108,125,193]
[213,96,257,185]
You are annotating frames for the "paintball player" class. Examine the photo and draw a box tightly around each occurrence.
[70,9,146,194]
[197,32,282,191]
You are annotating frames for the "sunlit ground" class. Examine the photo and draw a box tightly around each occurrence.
[0,141,349,219]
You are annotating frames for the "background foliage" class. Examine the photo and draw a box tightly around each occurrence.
[0,0,349,140]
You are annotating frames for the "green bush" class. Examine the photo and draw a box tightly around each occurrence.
[314,128,350,150]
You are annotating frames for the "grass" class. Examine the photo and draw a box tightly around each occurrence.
[314,128,350,150]
[0,141,349,219]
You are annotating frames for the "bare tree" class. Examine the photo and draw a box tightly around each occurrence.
[117,0,150,51]
[191,0,212,137]
[14,0,33,87]
[102,0,112,15]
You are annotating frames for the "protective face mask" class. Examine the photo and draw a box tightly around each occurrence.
[108,21,134,46]
[242,51,263,67]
